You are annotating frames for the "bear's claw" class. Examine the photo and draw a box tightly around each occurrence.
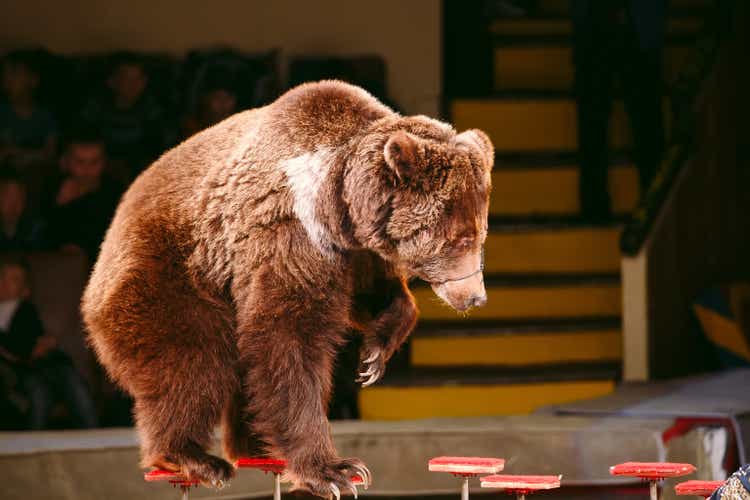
[351,463,371,488]
[363,351,380,363]
[295,457,370,498]
[357,346,384,387]
[330,482,341,500]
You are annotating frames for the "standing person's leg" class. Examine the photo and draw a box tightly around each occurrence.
[620,3,666,192]
[573,1,618,221]
[39,357,99,428]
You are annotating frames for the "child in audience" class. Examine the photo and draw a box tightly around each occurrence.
[44,131,121,260]
[79,52,166,178]
[0,258,98,429]
[0,50,58,169]
[0,172,46,252]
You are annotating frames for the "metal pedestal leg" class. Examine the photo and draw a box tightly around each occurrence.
[274,472,281,500]
[650,480,659,500]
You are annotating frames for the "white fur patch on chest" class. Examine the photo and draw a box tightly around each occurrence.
[280,149,334,255]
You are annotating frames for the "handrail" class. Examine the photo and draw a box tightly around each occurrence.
[619,2,732,256]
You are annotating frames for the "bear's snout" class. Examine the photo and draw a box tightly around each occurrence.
[466,292,487,309]
[431,275,487,312]
[428,249,487,312]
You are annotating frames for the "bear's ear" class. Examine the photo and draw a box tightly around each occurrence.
[384,131,420,182]
[456,129,494,173]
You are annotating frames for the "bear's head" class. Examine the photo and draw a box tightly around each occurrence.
[346,115,494,312]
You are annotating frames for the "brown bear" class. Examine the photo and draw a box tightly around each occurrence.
[81,80,493,498]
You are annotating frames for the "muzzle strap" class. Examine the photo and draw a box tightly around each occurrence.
[431,247,484,285]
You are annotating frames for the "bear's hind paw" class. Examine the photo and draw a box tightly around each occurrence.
[181,453,235,489]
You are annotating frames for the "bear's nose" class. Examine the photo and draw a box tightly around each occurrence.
[467,293,487,309]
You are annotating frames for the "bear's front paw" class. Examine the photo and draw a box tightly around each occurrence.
[356,345,385,387]
[293,457,371,499]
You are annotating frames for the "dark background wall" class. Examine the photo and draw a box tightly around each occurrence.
[0,0,442,116]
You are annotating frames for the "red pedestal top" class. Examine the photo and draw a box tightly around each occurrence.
[144,469,200,486]
[610,462,697,480]
[675,480,725,496]
[235,457,287,474]
[234,457,366,485]
[480,474,562,493]
[428,456,506,475]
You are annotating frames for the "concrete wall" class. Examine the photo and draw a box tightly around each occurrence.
[0,0,441,116]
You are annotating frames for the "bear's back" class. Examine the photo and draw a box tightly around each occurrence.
[265,80,394,151]
[85,81,394,313]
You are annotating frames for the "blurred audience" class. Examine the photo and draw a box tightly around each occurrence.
[182,66,241,137]
[43,131,122,260]
[0,172,46,252]
[0,258,98,429]
[0,50,58,170]
[79,52,167,179]
[572,0,665,221]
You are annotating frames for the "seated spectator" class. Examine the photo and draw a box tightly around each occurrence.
[0,50,58,170]
[0,172,46,252]
[0,258,98,429]
[44,131,122,261]
[182,67,241,137]
[79,52,166,179]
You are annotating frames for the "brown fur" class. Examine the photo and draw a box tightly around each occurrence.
[81,81,493,496]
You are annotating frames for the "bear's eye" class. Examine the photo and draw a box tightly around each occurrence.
[455,236,474,249]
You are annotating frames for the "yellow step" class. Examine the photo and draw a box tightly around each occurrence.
[359,378,616,420]
[413,277,621,321]
[490,163,639,215]
[412,327,622,367]
[494,44,692,91]
[484,225,621,274]
[491,17,704,38]
[452,98,632,152]
[494,45,572,91]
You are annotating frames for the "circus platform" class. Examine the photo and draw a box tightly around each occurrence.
[0,369,747,500]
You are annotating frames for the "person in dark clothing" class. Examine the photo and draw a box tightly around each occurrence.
[79,52,166,180]
[0,259,98,429]
[0,173,46,252]
[44,133,121,261]
[572,0,666,221]
[0,50,58,170]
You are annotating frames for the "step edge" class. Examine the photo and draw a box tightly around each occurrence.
[371,363,621,387]
[492,34,699,46]
[488,215,626,231]
[411,273,621,288]
[414,317,622,336]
